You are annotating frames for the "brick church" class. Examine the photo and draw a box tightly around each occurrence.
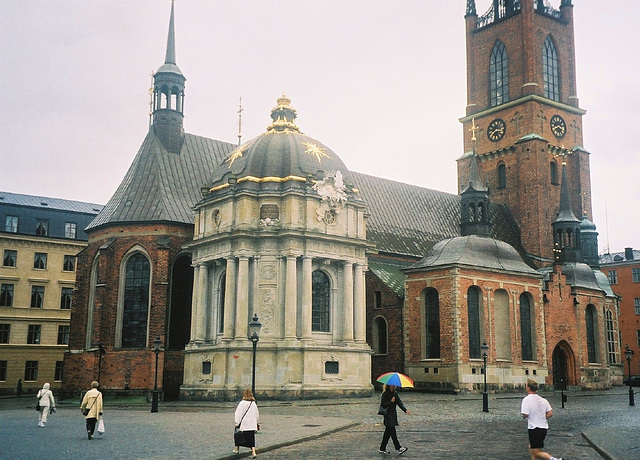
[63,0,623,400]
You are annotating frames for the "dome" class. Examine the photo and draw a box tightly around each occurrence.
[580,215,597,232]
[408,235,539,275]
[207,96,356,195]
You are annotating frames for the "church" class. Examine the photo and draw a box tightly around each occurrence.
[63,0,622,400]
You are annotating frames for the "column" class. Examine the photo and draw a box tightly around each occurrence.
[235,256,250,339]
[353,263,365,342]
[284,255,297,339]
[342,262,354,342]
[301,256,313,340]
[189,264,201,341]
[222,257,237,341]
[195,263,209,341]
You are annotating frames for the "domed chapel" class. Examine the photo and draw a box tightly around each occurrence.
[64,0,622,400]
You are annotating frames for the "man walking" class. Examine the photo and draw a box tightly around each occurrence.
[520,380,562,460]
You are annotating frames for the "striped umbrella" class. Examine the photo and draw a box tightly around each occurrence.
[376,372,414,388]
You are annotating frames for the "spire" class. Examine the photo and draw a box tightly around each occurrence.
[552,161,582,263]
[463,152,487,194]
[165,0,177,65]
[460,153,491,237]
[554,162,580,224]
[466,0,476,16]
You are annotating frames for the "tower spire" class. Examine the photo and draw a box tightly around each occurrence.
[465,0,476,16]
[165,0,177,65]
[552,160,582,263]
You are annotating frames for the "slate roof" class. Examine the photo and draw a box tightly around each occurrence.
[0,191,103,214]
[368,257,415,297]
[87,131,234,230]
[599,250,640,265]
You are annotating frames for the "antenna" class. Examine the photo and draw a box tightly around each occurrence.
[237,97,243,146]
[149,71,155,128]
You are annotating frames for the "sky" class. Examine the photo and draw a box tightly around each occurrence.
[1,1,638,255]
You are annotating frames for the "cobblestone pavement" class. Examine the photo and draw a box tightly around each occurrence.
[1,389,638,459]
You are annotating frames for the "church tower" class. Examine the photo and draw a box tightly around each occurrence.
[458,0,592,267]
[152,0,186,153]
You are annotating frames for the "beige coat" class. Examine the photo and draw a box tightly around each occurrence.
[80,388,103,419]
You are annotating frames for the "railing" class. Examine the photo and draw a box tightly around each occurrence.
[477,0,564,30]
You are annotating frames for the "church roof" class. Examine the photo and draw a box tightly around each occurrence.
[87,131,234,230]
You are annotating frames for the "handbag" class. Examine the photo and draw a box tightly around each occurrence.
[233,401,253,447]
[82,393,98,416]
[36,402,41,411]
[97,418,105,435]
[377,404,386,416]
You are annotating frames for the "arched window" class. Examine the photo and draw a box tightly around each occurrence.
[85,256,99,349]
[585,304,598,363]
[543,36,560,101]
[372,316,388,355]
[520,293,534,361]
[218,272,226,334]
[605,309,617,364]
[494,289,511,360]
[312,270,330,332]
[121,253,151,348]
[550,161,558,185]
[489,40,509,106]
[424,288,440,359]
[468,286,482,359]
[497,162,507,189]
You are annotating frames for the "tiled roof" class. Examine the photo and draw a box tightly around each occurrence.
[599,250,640,265]
[0,191,103,214]
[87,132,234,230]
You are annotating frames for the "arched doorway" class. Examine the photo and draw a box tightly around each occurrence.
[552,341,576,389]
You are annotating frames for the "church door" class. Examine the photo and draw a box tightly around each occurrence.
[552,342,575,389]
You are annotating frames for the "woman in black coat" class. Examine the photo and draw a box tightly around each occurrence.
[379,384,410,455]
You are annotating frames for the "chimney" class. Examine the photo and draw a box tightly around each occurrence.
[625,247,634,260]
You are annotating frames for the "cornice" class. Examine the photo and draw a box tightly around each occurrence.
[459,95,586,123]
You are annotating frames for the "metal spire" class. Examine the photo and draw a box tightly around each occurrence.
[237,97,243,146]
[466,0,477,16]
[165,0,177,65]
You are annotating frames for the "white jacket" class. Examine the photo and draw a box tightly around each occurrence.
[234,400,259,431]
[37,388,55,408]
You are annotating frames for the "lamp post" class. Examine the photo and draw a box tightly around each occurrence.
[481,341,489,412]
[151,336,162,413]
[97,343,106,383]
[248,314,262,396]
[624,344,635,407]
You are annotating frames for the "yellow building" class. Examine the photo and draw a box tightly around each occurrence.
[0,192,101,395]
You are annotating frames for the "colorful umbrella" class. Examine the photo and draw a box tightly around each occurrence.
[376,372,414,388]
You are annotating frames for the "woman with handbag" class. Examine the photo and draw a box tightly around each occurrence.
[36,382,55,427]
[80,381,103,440]
[379,384,410,455]
[233,388,259,458]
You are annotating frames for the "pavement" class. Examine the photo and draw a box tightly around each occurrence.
[0,388,638,459]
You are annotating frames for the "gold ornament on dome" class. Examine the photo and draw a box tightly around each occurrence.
[301,141,330,163]
[225,143,247,167]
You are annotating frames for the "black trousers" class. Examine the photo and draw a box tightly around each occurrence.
[86,417,97,435]
[380,426,401,451]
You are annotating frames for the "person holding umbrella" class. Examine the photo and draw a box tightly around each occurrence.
[377,372,412,455]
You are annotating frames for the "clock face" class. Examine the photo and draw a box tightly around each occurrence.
[550,115,567,138]
[487,118,506,142]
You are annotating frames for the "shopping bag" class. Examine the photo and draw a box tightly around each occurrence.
[97,418,105,435]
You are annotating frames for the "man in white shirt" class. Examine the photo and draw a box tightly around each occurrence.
[520,380,562,460]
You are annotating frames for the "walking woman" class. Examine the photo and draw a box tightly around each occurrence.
[379,384,410,455]
[233,388,260,458]
[80,381,103,440]
[36,382,55,427]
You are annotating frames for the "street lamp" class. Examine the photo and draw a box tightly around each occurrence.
[97,343,106,383]
[151,336,162,413]
[248,314,262,396]
[481,341,489,412]
[624,344,635,407]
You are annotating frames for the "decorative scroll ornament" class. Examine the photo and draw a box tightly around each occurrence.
[313,170,348,222]
[225,143,248,168]
[301,141,330,163]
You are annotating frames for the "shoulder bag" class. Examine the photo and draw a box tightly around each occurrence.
[234,401,253,447]
[82,393,98,416]
[35,391,42,411]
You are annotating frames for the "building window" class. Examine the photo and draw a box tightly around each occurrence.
[0,360,7,381]
[520,293,534,361]
[312,270,331,332]
[63,255,76,272]
[34,252,47,269]
[57,325,70,345]
[122,253,151,348]
[550,161,558,185]
[634,298,640,315]
[0,323,10,343]
[218,273,226,334]
[60,287,73,309]
[372,317,388,355]
[585,304,598,363]
[374,290,382,309]
[0,284,14,307]
[3,249,17,267]
[31,286,44,308]
[425,288,440,359]
[64,222,77,239]
[35,219,49,236]
[468,286,482,359]
[633,268,640,283]
[55,361,64,381]
[5,215,18,233]
[24,361,38,381]
[637,330,640,348]
[543,36,560,101]
[497,162,507,189]
[324,361,339,374]
[27,325,41,344]
[605,310,617,364]
[608,270,617,284]
[489,40,509,107]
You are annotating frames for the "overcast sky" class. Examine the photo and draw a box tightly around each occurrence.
[1,1,638,255]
